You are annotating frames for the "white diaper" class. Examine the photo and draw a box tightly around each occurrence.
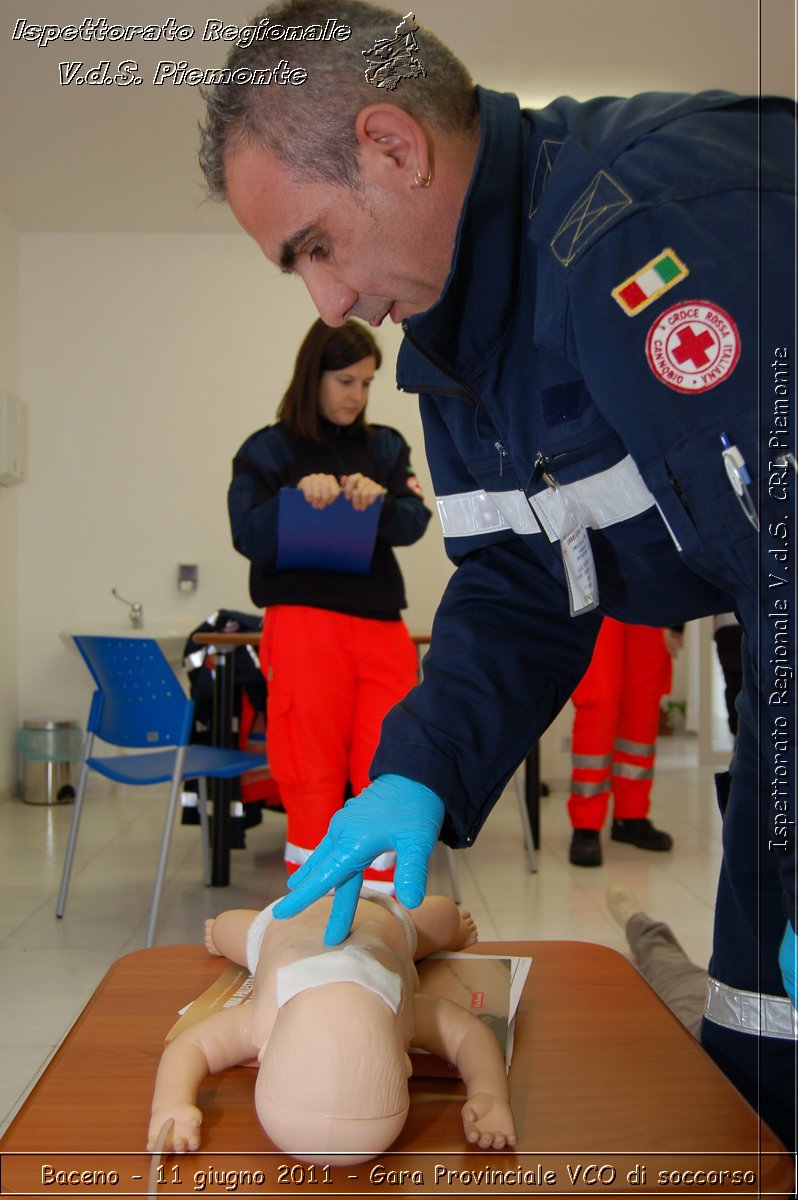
[275,945,402,1013]
[245,900,279,976]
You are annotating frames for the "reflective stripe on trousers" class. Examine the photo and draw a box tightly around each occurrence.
[284,839,396,891]
[568,619,671,827]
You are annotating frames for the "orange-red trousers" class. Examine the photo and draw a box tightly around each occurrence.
[568,618,672,830]
[259,605,419,889]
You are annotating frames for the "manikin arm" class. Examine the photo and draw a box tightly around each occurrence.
[413,994,516,1150]
[147,1005,255,1153]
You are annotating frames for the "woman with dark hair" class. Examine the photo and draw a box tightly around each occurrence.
[229,319,431,890]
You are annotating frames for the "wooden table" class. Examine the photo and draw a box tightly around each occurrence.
[1,941,791,1197]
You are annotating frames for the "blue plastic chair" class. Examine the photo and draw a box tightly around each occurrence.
[55,636,267,947]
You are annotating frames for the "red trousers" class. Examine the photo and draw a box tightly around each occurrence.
[259,606,419,888]
[568,618,672,829]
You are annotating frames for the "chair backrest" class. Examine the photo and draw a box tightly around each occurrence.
[73,636,194,749]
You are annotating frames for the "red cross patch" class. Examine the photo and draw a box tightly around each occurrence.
[645,300,740,394]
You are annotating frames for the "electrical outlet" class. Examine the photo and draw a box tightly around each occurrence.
[178,564,199,592]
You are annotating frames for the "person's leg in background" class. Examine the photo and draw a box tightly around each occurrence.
[712,616,743,737]
[609,624,673,852]
[607,885,707,1039]
[259,606,355,878]
[568,617,623,866]
[349,617,420,890]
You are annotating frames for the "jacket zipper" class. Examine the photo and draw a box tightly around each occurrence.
[665,461,696,525]
[402,323,520,485]
[400,323,486,409]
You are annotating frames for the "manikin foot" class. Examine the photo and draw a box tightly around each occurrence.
[451,910,479,950]
[204,918,222,956]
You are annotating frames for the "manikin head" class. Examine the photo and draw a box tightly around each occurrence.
[255,984,411,1165]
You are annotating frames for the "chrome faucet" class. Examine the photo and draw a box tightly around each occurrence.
[111,588,143,628]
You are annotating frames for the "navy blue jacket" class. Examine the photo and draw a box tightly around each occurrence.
[371,88,797,922]
[229,419,431,619]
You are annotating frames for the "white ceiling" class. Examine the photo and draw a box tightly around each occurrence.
[0,0,794,234]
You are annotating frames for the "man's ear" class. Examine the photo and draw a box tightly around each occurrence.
[354,104,431,188]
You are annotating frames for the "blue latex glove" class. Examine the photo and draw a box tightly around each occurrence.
[779,922,797,1008]
[272,774,445,945]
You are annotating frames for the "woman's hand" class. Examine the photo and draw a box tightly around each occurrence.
[297,473,341,509]
[341,473,387,511]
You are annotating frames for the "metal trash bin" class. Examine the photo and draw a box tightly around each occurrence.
[18,719,83,805]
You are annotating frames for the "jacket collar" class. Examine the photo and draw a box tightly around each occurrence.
[398,87,529,391]
[318,417,367,440]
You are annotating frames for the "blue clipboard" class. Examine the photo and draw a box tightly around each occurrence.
[275,487,382,576]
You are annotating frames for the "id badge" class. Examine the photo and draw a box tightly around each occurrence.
[559,496,599,617]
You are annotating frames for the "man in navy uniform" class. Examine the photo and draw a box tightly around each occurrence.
[200,0,797,1150]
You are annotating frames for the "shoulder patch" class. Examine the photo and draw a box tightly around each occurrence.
[528,138,564,219]
[645,300,741,394]
[550,170,632,267]
[612,249,689,315]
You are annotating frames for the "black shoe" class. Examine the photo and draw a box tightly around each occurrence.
[611,818,673,852]
[569,829,603,867]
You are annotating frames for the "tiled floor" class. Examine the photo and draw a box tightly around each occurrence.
[0,734,723,1136]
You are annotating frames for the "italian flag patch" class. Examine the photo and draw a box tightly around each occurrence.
[611,249,689,315]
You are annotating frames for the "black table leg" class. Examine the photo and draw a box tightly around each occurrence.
[210,646,236,886]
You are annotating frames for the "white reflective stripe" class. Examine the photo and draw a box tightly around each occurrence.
[528,454,656,542]
[284,840,396,877]
[284,840,311,867]
[571,779,611,796]
[436,489,538,537]
[612,761,653,780]
[615,737,657,756]
[488,490,541,534]
[364,850,396,873]
[437,456,656,542]
[705,975,798,1041]
[573,753,612,769]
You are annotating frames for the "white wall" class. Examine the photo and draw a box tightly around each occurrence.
[0,210,20,795]
[16,233,452,741]
[8,0,794,785]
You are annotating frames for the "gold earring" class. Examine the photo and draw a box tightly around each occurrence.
[414,167,432,188]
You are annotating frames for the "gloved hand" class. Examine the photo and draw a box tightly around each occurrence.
[272,774,445,945]
[779,922,797,1008]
